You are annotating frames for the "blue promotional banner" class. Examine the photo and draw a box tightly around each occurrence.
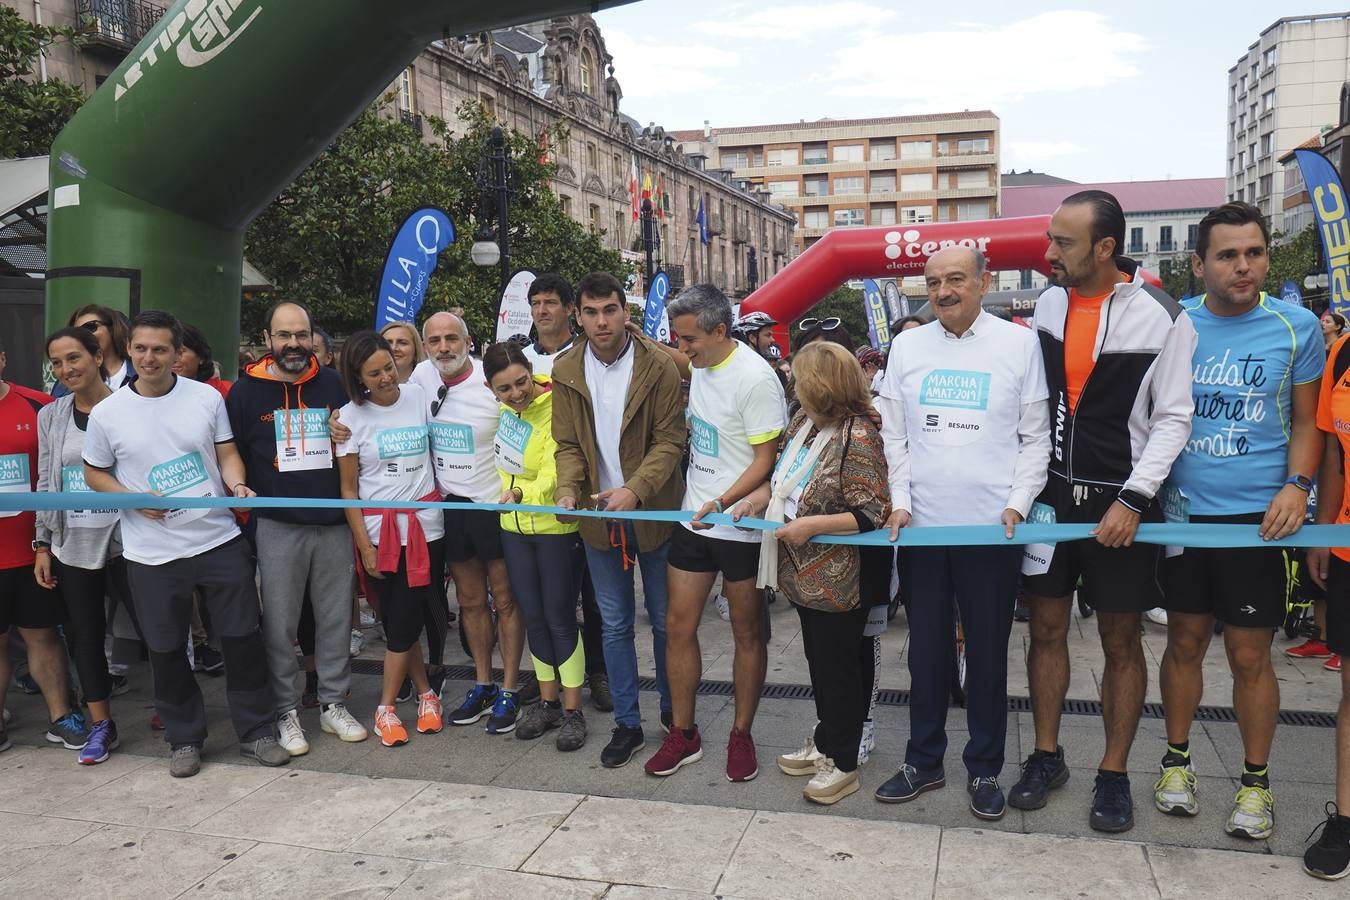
[1281,278,1304,307]
[1294,149,1350,315]
[862,278,892,352]
[643,270,671,340]
[374,207,455,327]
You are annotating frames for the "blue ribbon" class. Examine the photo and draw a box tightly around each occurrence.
[8,492,1349,549]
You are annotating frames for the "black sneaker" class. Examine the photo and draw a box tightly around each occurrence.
[589,672,614,712]
[517,675,541,706]
[109,673,131,697]
[601,725,646,768]
[192,642,225,675]
[46,712,90,750]
[659,709,673,734]
[968,776,1006,821]
[874,763,945,803]
[515,702,563,740]
[1304,802,1350,880]
[1008,747,1069,810]
[450,684,499,726]
[485,689,519,734]
[396,677,414,704]
[556,709,587,752]
[1090,772,1135,833]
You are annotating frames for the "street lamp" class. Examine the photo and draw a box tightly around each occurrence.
[640,197,655,286]
[472,125,511,287]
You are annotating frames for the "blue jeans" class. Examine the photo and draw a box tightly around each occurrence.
[583,522,671,728]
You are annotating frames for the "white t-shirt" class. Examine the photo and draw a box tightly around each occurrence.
[335,381,443,546]
[521,336,576,377]
[583,339,635,493]
[683,343,787,542]
[82,376,241,566]
[410,358,500,502]
[879,312,1049,527]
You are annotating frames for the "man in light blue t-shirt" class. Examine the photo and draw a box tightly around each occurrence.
[1156,202,1322,842]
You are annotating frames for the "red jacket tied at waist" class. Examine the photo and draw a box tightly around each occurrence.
[362,490,439,587]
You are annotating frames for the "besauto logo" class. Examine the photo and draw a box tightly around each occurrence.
[114,0,263,102]
[882,229,993,273]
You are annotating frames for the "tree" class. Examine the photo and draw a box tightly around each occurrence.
[1264,226,1318,304]
[787,284,868,353]
[0,7,84,159]
[243,100,626,341]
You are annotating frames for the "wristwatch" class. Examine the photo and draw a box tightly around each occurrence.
[1285,474,1314,492]
[31,540,49,552]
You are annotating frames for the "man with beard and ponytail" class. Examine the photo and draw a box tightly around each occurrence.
[410,311,528,735]
[227,300,368,755]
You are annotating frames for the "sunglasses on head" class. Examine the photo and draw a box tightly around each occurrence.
[431,383,449,417]
[79,320,109,333]
[797,317,841,332]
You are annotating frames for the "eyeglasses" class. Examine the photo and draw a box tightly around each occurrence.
[79,320,109,333]
[270,331,311,344]
[797,317,841,332]
[431,383,449,417]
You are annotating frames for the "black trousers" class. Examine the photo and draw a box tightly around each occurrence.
[797,603,870,772]
[572,537,606,677]
[370,540,444,655]
[55,554,142,706]
[126,537,275,747]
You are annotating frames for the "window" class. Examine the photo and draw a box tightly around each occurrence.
[870,172,896,193]
[1260,132,1273,155]
[586,143,598,169]
[1128,227,1144,254]
[398,67,415,113]
[1259,174,1273,196]
[901,140,932,160]
[870,204,896,226]
[900,172,934,192]
[479,92,495,118]
[955,200,988,220]
[956,169,990,188]
[723,151,750,169]
[1186,223,1198,250]
[832,144,864,163]
[802,143,828,165]
[767,180,799,199]
[1263,46,1277,69]
[901,205,933,224]
[615,212,625,248]
[1239,74,1248,95]
[803,174,828,196]
[1019,269,1034,290]
[613,154,622,177]
[834,176,864,195]
[833,208,865,227]
[1236,187,1244,201]
[560,194,572,216]
[766,148,799,167]
[870,140,896,161]
[940,137,990,156]
[803,208,828,228]
[1261,90,1275,114]
[1248,142,1256,163]
[589,204,602,233]
[580,49,594,95]
[1237,113,1245,132]
[1237,150,1245,169]
[1159,225,1174,252]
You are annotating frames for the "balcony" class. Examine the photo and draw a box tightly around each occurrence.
[731,220,750,245]
[75,0,166,56]
[399,110,424,136]
[705,213,725,237]
[1158,241,1177,253]
[1127,242,1149,255]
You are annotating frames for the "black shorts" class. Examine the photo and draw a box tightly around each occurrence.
[442,495,504,564]
[1324,555,1350,656]
[0,563,66,632]
[1021,478,1164,614]
[1161,513,1290,628]
[668,525,760,584]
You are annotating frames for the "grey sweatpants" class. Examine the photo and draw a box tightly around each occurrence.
[256,518,356,715]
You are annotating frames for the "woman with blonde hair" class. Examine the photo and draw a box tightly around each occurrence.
[732,341,891,805]
[379,321,426,384]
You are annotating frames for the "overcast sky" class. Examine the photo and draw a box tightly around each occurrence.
[593,1,1348,183]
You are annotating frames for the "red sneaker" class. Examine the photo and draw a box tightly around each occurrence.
[1325,655,1342,673]
[645,726,703,776]
[726,727,759,782]
[1286,639,1333,659]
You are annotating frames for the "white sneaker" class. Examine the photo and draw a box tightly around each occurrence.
[277,709,309,756]
[777,736,825,775]
[803,757,860,805]
[715,594,731,622]
[320,703,369,742]
[1145,608,1169,627]
[359,608,376,628]
[858,718,876,765]
[349,628,365,657]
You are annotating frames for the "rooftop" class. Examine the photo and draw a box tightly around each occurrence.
[1000,177,1226,218]
[669,110,998,143]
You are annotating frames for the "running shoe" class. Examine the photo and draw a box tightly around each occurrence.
[858,718,876,765]
[1007,747,1069,810]
[1225,784,1275,839]
[319,703,369,742]
[644,726,703,776]
[556,708,587,752]
[1286,638,1334,659]
[13,672,38,695]
[1144,608,1169,627]
[192,642,225,675]
[396,677,414,704]
[517,675,541,706]
[78,720,118,765]
[239,736,290,767]
[1326,655,1343,673]
[449,684,498,726]
[588,672,613,712]
[726,727,758,782]
[349,628,365,657]
[1090,772,1135,833]
[804,758,859,805]
[714,594,731,622]
[514,702,563,740]
[359,608,377,629]
[600,725,646,768]
[1154,762,1199,817]
[0,720,10,753]
[485,689,519,734]
[1305,802,1350,880]
[374,705,408,747]
[777,736,824,776]
[416,690,442,734]
[46,712,90,750]
[277,709,309,756]
[150,712,164,731]
[108,674,131,697]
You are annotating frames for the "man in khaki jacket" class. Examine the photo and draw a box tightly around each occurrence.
[554,271,686,769]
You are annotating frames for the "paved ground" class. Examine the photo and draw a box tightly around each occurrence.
[0,594,1341,896]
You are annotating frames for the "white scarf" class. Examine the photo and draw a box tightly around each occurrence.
[757,422,837,590]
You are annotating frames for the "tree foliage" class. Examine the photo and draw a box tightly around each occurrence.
[243,100,626,342]
[0,7,85,159]
[787,284,869,353]
[1157,225,1320,304]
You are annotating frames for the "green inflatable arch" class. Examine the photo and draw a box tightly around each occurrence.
[45,0,633,357]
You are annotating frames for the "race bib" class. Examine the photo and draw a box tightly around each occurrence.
[274,408,333,473]
[0,453,28,519]
[147,451,215,526]
[431,421,474,478]
[62,464,118,530]
[918,369,991,447]
[1160,483,1189,559]
[689,415,720,458]
[494,410,532,476]
[1021,501,1057,577]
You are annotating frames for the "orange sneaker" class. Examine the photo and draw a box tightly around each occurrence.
[417,690,442,734]
[1325,655,1342,673]
[374,705,408,747]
